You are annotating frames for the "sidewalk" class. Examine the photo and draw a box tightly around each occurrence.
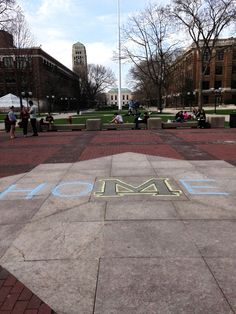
[0,128,236,313]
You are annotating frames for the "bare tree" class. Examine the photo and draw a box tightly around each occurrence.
[85,64,116,107]
[7,8,35,48]
[0,0,16,28]
[171,0,236,108]
[122,4,178,111]
[3,7,36,101]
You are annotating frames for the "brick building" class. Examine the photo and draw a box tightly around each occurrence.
[167,38,236,108]
[0,31,80,111]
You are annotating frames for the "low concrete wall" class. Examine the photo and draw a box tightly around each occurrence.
[207,116,225,128]
[53,124,85,131]
[147,118,162,129]
[102,123,147,130]
[86,119,102,131]
[162,121,198,129]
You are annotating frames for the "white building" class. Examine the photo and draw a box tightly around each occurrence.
[107,88,132,106]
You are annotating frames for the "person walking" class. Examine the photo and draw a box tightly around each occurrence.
[8,106,17,139]
[20,106,30,137]
[29,100,38,136]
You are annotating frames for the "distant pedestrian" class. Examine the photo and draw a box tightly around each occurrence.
[29,100,38,136]
[128,99,134,115]
[8,106,17,139]
[20,106,30,137]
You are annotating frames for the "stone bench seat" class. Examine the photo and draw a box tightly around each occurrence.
[102,123,147,130]
[162,121,198,129]
[207,116,225,128]
[53,124,86,131]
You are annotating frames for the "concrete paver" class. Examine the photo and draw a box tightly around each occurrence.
[0,128,236,313]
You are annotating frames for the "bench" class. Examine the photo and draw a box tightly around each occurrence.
[162,121,198,129]
[52,124,86,131]
[86,119,102,131]
[147,118,162,129]
[207,116,225,128]
[102,123,147,130]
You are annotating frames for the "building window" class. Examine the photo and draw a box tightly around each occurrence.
[115,95,117,100]
[5,75,15,83]
[126,95,129,100]
[202,81,210,90]
[232,65,236,74]
[217,50,224,61]
[203,51,209,61]
[215,65,223,75]
[203,66,210,75]
[233,50,236,60]
[203,95,209,104]
[3,57,13,68]
[214,81,222,89]
[16,57,27,69]
[111,95,113,100]
[232,80,236,89]
[122,95,125,100]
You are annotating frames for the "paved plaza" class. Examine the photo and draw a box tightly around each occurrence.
[0,128,236,313]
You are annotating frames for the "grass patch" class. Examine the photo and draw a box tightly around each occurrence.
[54,113,175,125]
[204,109,236,115]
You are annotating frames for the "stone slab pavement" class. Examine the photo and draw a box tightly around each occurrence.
[0,128,236,313]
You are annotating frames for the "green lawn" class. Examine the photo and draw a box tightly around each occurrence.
[54,112,175,124]
[2,107,233,126]
[204,108,236,114]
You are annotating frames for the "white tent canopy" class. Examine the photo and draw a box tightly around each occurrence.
[0,93,27,109]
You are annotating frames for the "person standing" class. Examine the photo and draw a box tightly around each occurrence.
[20,106,30,137]
[8,106,17,139]
[29,100,38,136]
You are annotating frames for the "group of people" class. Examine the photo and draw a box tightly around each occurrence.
[175,108,207,128]
[5,100,39,139]
[110,111,150,129]
[175,110,192,122]
[128,99,140,115]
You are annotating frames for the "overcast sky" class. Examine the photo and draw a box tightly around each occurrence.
[17,0,169,87]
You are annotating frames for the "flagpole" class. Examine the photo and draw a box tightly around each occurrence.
[117,0,122,110]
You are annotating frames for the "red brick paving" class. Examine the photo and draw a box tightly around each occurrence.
[0,127,236,313]
[91,130,163,143]
[0,267,56,314]
[198,144,236,160]
[168,128,236,143]
[79,144,183,160]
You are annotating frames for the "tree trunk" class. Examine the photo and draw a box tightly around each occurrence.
[198,75,203,110]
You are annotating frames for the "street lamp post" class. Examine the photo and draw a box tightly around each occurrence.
[117,0,122,111]
[187,91,195,112]
[214,88,222,114]
[21,91,32,108]
[46,95,55,113]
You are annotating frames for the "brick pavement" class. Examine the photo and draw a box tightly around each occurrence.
[0,127,236,313]
[1,129,236,178]
[0,267,56,314]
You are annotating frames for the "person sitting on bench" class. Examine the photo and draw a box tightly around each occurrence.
[135,112,149,129]
[111,112,123,124]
